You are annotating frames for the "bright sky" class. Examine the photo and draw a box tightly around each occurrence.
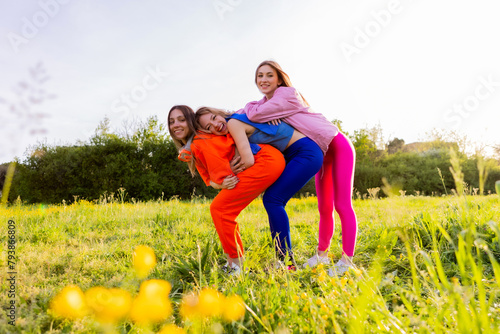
[1,0,499,164]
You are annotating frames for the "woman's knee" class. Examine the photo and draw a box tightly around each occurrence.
[318,202,334,216]
[263,191,284,209]
[210,198,224,217]
[334,200,354,217]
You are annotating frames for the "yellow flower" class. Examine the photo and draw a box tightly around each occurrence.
[293,295,300,301]
[222,295,246,322]
[139,279,172,299]
[129,280,172,324]
[301,292,308,299]
[129,295,172,324]
[352,268,363,277]
[179,292,200,320]
[340,277,347,287]
[133,245,157,278]
[85,287,132,324]
[158,324,186,334]
[50,285,88,320]
[198,288,224,317]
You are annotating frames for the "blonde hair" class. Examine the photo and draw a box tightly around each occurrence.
[255,60,310,107]
[194,107,233,131]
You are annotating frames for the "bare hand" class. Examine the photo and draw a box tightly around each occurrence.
[221,175,239,189]
[267,118,282,126]
[230,155,246,174]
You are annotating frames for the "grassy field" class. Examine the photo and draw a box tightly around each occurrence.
[1,194,499,333]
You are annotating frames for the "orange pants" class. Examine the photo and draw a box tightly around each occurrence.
[210,144,285,258]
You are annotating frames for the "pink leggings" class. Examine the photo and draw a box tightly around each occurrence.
[315,132,358,257]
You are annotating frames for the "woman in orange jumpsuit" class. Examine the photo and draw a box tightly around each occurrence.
[168,105,285,274]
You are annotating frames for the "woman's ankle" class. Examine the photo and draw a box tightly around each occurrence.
[317,249,328,257]
[341,254,353,264]
[229,257,244,267]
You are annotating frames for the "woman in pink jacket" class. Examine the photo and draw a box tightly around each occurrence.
[238,60,358,275]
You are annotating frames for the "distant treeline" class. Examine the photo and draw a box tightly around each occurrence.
[2,117,500,204]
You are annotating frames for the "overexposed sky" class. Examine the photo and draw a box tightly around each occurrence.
[1,0,499,164]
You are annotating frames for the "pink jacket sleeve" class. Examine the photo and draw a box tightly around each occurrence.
[244,87,308,123]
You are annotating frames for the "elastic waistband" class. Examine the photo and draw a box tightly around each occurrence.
[285,137,319,153]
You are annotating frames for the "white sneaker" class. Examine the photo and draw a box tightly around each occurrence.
[227,262,241,276]
[303,254,331,268]
[328,258,354,277]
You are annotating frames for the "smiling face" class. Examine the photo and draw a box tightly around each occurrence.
[197,112,228,135]
[168,108,191,143]
[256,64,282,99]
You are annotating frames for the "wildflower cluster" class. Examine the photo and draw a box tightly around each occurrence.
[180,288,246,322]
[48,245,247,332]
[49,245,183,332]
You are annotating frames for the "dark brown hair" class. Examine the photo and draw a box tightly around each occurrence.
[167,105,196,149]
[167,105,197,176]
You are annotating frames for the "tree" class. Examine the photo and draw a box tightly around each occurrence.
[131,116,168,146]
[387,138,405,154]
[351,129,380,163]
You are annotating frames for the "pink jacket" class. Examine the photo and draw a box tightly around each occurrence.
[237,86,339,154]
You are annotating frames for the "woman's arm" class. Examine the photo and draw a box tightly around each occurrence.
[227,119,255,169]
[192,150,212,186]
[191,134,243,187]
[195,154,239,189]
[245,87,306,123]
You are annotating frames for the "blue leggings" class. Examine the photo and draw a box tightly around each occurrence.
[263,137,324,261]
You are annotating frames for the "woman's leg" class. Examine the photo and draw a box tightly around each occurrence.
[315,132,358,257]
[315,150,335,253]
[210,145,285,259]
[263,138,323,261]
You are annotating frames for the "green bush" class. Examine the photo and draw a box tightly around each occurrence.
[7,117,500,203]
[9,117,217,204]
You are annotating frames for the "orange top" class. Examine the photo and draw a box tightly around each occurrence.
[191,132,236,186]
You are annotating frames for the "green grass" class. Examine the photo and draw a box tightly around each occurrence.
[1,195,499,333]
